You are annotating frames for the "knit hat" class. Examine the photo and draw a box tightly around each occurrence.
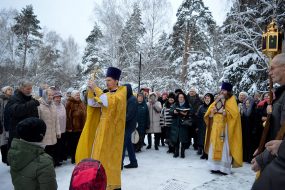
[53,91,63,98]
[17,117,46,142]
[221,82,233,92]
[1,86,12,94]
[106,67,121,81]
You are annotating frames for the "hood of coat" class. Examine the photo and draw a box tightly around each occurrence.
[0,94,10,101]
[8,139,45,171]
[148,92,157,102]
[123,84,133,100]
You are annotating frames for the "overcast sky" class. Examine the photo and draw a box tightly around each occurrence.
[0,0,230,49]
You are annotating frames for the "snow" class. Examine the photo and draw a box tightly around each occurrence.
[0,146,255,190]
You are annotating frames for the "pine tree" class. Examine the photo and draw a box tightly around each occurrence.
[12,5,42,77]
[170,0,216,85]
[81,22,106,87]
[118,3,145,83]
[222,0,285,94]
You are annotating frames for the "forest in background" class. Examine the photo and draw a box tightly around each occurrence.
[0,0,284,94]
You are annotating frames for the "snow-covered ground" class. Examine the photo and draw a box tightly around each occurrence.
[0,146,255,190]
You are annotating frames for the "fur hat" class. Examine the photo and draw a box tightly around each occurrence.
[106,67,121,81]
[17,117,46,142]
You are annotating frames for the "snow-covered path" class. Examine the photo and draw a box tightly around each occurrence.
[0,146,255,190]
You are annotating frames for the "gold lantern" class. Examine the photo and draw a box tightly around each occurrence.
[262,20,282,59]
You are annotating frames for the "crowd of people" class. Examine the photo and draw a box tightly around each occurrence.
[1,53,285,190]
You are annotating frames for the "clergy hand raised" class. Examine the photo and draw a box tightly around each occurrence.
[88,80,96,91]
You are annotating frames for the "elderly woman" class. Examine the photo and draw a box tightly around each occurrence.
[53,91,67,164]
[38,89,61,166]
[0,86,13,164]
[146,92,162,150]
[66,90,86,164]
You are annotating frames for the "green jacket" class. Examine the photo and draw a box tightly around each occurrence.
[7,139,57,190]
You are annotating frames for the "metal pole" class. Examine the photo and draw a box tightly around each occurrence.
[138,53,142,93]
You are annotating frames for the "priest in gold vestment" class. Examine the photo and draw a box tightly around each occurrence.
[204,82,243,175]
[75,67,127,190]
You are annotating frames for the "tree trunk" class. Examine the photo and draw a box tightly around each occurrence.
[182,22,191,84]
[22,34,28,77]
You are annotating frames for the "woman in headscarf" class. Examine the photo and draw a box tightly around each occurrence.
[196,93,214,159]
[38,89,61,166]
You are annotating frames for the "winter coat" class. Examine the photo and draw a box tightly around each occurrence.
[137,101,150,134]
[187,94,202,113]
[160,105,174,128]
[196,104,209,147]
[38,100,60,146]
[253,85,285,189]
[252,139,285,190]
[170,103,191,144]
[0,94,10,146]
[268,85,285,140]
[4,90,39,142]
[54,103,67,134]
[146,100,162,134]
[125,84,138,132]
[7,138,57,190]
[66,98,86,132]
[241,97,256,162]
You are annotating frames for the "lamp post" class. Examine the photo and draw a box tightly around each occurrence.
[138,53,142,93]
[257,20,283,156]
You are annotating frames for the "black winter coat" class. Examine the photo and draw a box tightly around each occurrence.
[125,84,138,133]
[253,85,285,189]
[196,104,209,147]
[137,102,150,134]
[170,103,191,144]
[4,90,39,144]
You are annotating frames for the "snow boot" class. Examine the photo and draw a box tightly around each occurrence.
[180,147,185,158]
[197,147,202,155]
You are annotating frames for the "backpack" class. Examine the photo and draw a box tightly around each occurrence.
[70,159,107,190]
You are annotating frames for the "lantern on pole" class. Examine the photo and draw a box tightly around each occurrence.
[257,20,283,157]
[262,20,282,59]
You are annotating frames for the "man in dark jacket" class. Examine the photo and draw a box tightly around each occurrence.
[8,117,57,190]
[251,53,285,190]
[5,80,40,148]
[187,87,202,151]
[122,84,138,169]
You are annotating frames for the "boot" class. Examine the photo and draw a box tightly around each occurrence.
[180,146,185,158]
[124,162,138,169]
[167,146,174,153]
[197,147,202,155]
[173,145,179,158]
[146,145,151,149]
[200,149,208,159]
